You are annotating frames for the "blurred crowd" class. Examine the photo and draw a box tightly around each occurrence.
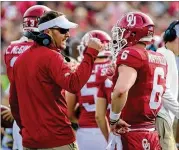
[1,1,179,149]
[1,1,179,65]
[1,1,179,77]
[1,1,178,86]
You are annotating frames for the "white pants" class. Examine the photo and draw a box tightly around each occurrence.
[13,121,23,150]
[106,133,123,150]
[76,128,107,150]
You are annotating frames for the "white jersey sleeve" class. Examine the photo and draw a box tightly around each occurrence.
[162,84,179,119]
[157,47,179,124]
[157,47,178,99]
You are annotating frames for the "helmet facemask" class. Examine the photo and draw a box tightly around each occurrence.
[110,26,127,62]
[77,33,92,62]
[77,31,112,62]
[98,41,112,57]
[77,42,85,62]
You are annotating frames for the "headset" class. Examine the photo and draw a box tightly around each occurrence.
[163,20,179,43]
[24,31,71,62]
[23,31,52,46]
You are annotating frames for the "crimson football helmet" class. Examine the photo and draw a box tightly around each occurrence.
[77,30,112,62]
[23,5,51,32]
[111,12,154,58]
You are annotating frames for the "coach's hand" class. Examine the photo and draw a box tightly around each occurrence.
[88,38,103,52]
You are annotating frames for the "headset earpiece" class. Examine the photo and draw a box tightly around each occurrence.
[23,31,51,46]
[163,20,179,42]
[36,33,51,46]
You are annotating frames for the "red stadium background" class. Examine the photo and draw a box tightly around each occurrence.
[1,1,179,149]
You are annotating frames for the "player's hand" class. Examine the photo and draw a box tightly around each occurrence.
[1,109,14,122]
[106,63,116,78]
[110,119,131,135]
[88,38,103,52]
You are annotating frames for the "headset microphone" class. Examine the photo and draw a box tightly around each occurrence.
[65,57,71,62]
[61,52,71,62]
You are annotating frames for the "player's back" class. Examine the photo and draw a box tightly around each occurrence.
[4,37,33,82]
[77,60,111,128]
[115,46,167,129]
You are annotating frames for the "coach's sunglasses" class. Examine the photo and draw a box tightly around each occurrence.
[50,27,69,34]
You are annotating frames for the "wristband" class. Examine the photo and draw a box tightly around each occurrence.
[110,118,119,126]
[109,110,121,121]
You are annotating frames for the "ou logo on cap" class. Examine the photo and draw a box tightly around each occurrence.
[127,13,136,27]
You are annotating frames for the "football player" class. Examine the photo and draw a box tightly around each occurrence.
[96,63,131,150]
[4,5,51,150]
[66,30,113,150]
[109,12,169,149]
[95,78,112,141]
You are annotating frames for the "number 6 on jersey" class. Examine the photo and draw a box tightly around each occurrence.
[149,67,165,109]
